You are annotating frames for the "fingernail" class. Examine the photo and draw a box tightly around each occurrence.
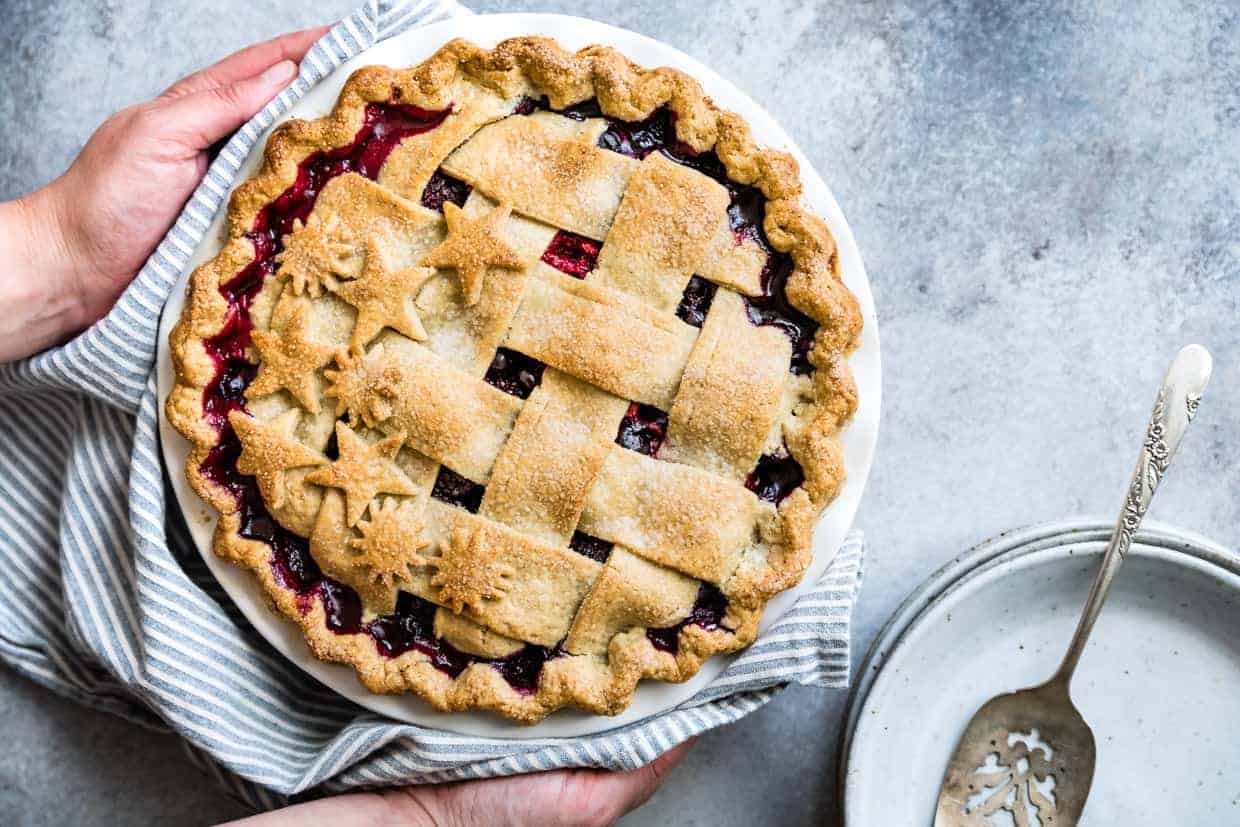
[260,60,297,87]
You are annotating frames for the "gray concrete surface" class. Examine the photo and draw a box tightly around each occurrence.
[2,1,1237,824]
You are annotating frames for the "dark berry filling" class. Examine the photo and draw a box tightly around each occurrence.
[540,230,600,277]
[368,592,560,695]
[319,579,364,633]
[568,531,613,563]
[598,107,675,159]
[745,254,819,375]
[199,431,341,609]
[323,425,340,460]
[725,187,767,245]
[555,99,604,121]
[483,348,545,399]
[745,449,805,505]
[675,275,717,327]
[420,168,472,212]
[615,403,668,457]
[430,467,485,513]
[368,593,462,665]
[202,358,256,431]
[491,642,565,694]
[646,583,730,654]
[203,307,253,360]
[515,95,602,121]
[201,311,257,430]
[368,592,556,693]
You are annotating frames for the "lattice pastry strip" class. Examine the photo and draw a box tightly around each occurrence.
[442,114,639,240]
[324,335,523,483]
[423,504,602,645]
[565,547,700,656]
[662,289,793,479]
[525,110,609,143]
[460,190,560,257]
[480,370,629,546]
[412,191,554,375]
[577,448,759,585]
[591,153,730,313]
[433,610,526,659]
[503,265,698,408]
[311,488,601,647]
[696,217,769,297]
[375,78,520,202]
[296,174,444,273]
[446,111,767,298]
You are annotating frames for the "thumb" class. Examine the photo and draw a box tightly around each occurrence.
[161,59,298,149]
[592,738,697,819]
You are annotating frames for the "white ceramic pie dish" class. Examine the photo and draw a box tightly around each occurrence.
[156,12,881,738]
[841,519,1240,824]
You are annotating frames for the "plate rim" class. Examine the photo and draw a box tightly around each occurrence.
[836,516,1239,823]
[156,11,882,739]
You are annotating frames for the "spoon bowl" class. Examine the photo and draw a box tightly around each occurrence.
[936,679,1091,825]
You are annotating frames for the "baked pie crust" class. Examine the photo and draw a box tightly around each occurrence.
[166,36,861,723]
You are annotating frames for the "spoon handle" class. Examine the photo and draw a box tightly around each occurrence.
[1053,344,1213,686]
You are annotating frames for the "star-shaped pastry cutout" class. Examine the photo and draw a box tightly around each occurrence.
[420,202,524,306]
[429,521,515,614]
[245,302,335,413]
[275,212,359,297]
[304,422,418,526]
[322,345,400,430]
[349,497,431,587]
[228,409,326,510]
[334,239,433,351]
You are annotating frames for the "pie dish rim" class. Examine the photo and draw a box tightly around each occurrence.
[156,12,881,737]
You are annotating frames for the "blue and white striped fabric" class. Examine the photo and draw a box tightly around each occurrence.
[0,0,865,810]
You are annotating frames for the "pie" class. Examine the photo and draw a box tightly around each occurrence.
[166,36,861,723]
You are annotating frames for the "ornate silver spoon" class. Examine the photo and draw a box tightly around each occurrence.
[933,344,1213,827]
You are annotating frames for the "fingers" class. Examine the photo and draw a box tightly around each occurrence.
[612,739,696,812]
[418,738,697,827]
[144,25,333,154]
[156,59,299,150]
[162,25,331,99]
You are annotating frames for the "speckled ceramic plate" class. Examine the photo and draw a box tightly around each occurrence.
[840,518,1240,825]
[156,13,881,738]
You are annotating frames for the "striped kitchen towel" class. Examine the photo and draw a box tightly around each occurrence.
[0,0,865,810]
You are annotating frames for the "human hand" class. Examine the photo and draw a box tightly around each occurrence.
[0,25,329,361]
[225,739,694,827]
